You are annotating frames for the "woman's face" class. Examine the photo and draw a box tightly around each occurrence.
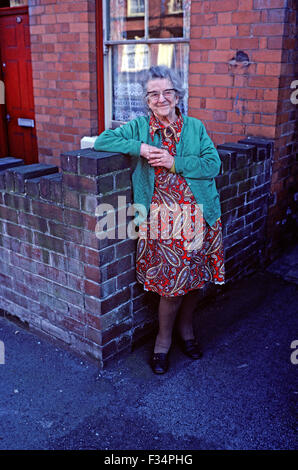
[146,78,178,121]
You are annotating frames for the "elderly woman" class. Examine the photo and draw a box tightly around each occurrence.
[94,65,225,374]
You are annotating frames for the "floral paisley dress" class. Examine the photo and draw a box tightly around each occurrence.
[136,110,225,297]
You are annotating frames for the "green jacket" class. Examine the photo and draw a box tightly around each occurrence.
[94,114,222,227]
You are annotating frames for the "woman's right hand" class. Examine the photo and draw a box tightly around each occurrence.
[140,143,157,161]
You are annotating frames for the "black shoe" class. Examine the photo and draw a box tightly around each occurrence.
[180,339,203,360]
[150,352,169,374]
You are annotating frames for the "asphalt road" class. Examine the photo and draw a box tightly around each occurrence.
[0,262,297,451]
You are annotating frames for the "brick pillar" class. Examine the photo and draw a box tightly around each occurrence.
[265,1,298,259]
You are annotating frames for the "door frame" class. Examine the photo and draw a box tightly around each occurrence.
[0,44,8,156]
[95,0,105,134]
[0,6,28,17]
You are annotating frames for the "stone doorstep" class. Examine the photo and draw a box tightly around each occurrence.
[0,157,24,171]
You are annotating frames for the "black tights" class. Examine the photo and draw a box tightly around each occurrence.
[154,290,200,354]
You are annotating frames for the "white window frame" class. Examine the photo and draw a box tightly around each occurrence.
[127,0,145,17]
[102,0,190,129]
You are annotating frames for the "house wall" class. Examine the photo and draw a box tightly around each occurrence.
[26,0,297,260]
[28,0,98,166]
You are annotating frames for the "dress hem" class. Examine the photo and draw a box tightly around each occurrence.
[139,279,225,297]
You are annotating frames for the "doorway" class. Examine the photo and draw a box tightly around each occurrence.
[0,5,38,164]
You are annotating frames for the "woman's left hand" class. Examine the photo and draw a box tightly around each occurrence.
[147,148,174,170]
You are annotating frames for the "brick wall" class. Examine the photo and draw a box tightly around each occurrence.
[0,137,274,366]
[188,0,296,142]
[28,0,98,167]
[188,0,298,261]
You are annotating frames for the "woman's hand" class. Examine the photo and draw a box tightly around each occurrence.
[147,148,174,170]
[140,143,156,161]
[140,144,174,170]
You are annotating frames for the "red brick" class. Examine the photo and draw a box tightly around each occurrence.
[217,12,232,24]
[229,88,257,100]
[204,0,238,12]
[259,37,268,49]
[201,74,233,86]
[40,14,57,24]
[214,87,228,98]
[213,110,227,121]
[267,36,283,49]
[191,38,216,50]
[248,76,279,88]
[208,121,232,132]
[29,5,45,15]
[56,12,77,23]
[253,0,286,8]
[252,23,284,36]
[190,13,217,25]
[232,11,261,23]
[251,50,282,62]
[84,280,100,298]
[57,33,80,43]
[237,24,251,36]
[205,98,233,110]
[230,37,259,49]
[267,8,287,22]
[239,0,253,9]
[69,23,90,33]
[246,124,276,138]
[84,265,101,283]
[43,53,59,62]
[72,62,90,72]
[30,25,46,34]
[216,32,232,46]
[214,62,229,73]
[191,2,204,14]
[265,63,282,76]
[31,200,64,222]
[208,50,233,62]
[188,97,202,108]
[208,25,237,36]
[188,84,216,97]
[261,114,277,126]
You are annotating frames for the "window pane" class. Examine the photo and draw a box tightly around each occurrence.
[149,0,190,39]
[111,43,189,122]
[10,1,28,5]
[108,0,145,41]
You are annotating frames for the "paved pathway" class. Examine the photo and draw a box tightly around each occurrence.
[0,245,297,450]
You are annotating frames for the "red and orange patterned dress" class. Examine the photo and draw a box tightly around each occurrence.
[136,110,225,297]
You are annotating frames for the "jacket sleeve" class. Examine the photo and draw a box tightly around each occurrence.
[174,122,221,179]
[93,120,142,158]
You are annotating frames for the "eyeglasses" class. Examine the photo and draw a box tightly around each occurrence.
[146,89,177,102]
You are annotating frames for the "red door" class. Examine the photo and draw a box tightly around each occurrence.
[0,6,38,164]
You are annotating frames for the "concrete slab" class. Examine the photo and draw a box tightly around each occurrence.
[266,244,298,285]
[0,254,297,450]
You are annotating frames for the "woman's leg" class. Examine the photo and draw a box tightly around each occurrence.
[154,295,183,354]
[176,289,200,340]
